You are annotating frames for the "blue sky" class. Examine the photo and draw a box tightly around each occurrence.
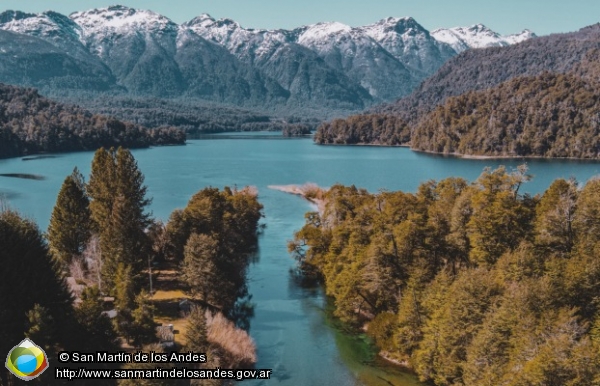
[1,0,598,35]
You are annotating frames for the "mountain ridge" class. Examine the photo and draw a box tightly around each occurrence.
[0,5,535,122]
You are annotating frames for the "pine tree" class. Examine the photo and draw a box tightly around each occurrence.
[25,304,57,355]
[185,306,209,354]
[130,290,156,347]
[0,210,74,383]
[87,147,152,290]
[114,263,135,341]
[75,286,118,351]
[87,147,116,233]
[47,168,91,267]
[182,233,236,309]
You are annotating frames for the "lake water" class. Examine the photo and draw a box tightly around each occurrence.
[2,137,600,386]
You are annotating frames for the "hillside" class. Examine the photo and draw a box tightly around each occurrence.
[411,72,600,158]
[314,24,600,158]
[0,84,185,159]
[376,24,600,123]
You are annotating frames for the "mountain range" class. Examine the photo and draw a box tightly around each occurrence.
[0,5,535,120]
[316,24,600,158]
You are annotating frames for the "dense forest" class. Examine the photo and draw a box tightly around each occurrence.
[58,94,322,134]
[412,72,600,157]
[314,114,409,145]
[0,84,185,159]
[1,148,263,385]
[290,166,600,385]
[376,23,600,124]
[315,69,600,156]
[314,26,600,157]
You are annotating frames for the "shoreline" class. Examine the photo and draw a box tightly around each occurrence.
[411,148,600,161]
[314,142,600,161]
[268,184,327,214]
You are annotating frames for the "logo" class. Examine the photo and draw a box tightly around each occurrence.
[5,339,49,381]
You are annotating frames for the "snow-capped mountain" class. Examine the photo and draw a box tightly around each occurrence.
[431,24,537,53]
[0,10,81,40]
[184,14,292,63]
[295,21,417,99]
[0,10,117,91]
[185,14,373,107]
[359,17,457,75]
[0,5,536,113]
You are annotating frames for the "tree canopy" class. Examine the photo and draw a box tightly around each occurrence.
[291,166,600,385]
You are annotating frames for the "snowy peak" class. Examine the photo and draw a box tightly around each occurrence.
[357,16,455,75]
[0,10,82,40]
[183,13,245,46]
[431,24,536,52]
[183,13,293,62]
[504,29,537,45]
[185,13,242,32]
[296,22,352,43]
[361,16,430,41]
[70,5,178,36]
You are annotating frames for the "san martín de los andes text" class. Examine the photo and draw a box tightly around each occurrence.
[59,351,207,364]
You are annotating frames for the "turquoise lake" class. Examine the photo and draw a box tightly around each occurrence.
[2,137,600,385]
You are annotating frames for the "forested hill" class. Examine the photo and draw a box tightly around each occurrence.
[314,25,600,158]
[412,72,600,158]
[378,23,600,123]
[0,84,185,159]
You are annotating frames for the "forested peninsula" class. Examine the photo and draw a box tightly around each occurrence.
[0,84,186,159]
[290,166,600,385]
[315,70,600,158]
[412,72,600,158]
[314,30,600,159]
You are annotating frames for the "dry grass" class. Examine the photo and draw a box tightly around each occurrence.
[206,311,257,367]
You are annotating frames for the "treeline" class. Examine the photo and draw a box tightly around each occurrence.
[412,72,600,157]
[314,27,600,158]
[314,114,409,145]
[58,94,323,134]
[282,124,313,137]
[0,84,185,159]
[166,186,263,313]
[290,166,600,385]
[1,147,263,384]
[315,71,600,157]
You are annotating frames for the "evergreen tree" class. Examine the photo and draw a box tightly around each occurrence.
[25,304,57,355]
[0,210,74,384]
[534,178,577,256]
[185,306,209,354]
[75,286,118,351]
[182,233,236,310]
[574,177,600,253]
[467,166,534,266]
[130,290,156,347]
[114,263,135,341]
[87,147,152,290]
[185,307,223,386]
[87,147,116,233]
[47,167,91,267]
